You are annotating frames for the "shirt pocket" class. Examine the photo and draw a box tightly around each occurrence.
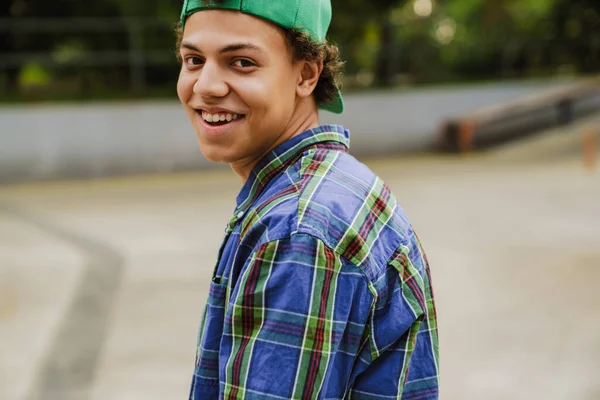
[194,278,228,383]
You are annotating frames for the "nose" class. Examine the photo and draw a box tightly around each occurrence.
[193,60,229,99]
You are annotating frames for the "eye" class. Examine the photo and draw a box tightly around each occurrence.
[232,59,256,68]
[185,56,204,67]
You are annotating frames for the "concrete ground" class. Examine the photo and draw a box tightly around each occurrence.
[1,122,599,400]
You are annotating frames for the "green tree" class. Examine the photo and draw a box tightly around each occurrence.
[442,0,560,77]
[543,0,600,73]
[330,0,407,86]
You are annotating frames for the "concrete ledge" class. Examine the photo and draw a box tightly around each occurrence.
[0,80,567,183]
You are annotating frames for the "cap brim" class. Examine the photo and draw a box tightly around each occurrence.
[319,87,344,114]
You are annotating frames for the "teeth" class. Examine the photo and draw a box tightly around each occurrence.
[201,111,242,123]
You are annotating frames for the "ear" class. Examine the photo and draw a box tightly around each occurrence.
[296,59,324,99]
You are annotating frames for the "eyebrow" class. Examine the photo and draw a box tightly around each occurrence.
[180,41,265,55]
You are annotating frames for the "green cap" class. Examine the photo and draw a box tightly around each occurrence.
[180,0,344,114]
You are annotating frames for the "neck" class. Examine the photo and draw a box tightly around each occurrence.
[230,100,320,182]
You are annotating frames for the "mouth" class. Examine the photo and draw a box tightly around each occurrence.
[196,109,246,127]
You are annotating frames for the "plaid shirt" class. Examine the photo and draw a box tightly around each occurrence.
[189,125,439,399]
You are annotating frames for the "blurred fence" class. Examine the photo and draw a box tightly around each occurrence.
[0,17,179,99]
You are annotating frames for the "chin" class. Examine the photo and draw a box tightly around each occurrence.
[199,148,226,163]
[198,146,240,164]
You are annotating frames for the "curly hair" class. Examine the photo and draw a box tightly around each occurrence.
[284,29,344,107]
[175,19,344,107]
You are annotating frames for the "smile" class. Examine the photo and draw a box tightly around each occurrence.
[199,110,245,126]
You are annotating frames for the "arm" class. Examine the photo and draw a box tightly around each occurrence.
[220,233,373,399]
[348,234,439,399]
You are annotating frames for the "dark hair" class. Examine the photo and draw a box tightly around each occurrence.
[175,21,344,107]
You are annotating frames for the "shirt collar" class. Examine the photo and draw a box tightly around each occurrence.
[235,124,350,213]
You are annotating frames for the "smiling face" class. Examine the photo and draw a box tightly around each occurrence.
[177,10,321,179]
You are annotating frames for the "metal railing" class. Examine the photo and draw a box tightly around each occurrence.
[0,17,179,94]
[438,77,600,152]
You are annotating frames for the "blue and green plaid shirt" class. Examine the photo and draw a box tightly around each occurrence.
[190,125,439,399]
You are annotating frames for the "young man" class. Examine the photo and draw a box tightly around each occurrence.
[177,0,439,398]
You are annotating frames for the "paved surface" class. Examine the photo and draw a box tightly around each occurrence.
[1,122,599,399]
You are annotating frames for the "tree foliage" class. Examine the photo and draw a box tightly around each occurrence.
[1,0,599,101]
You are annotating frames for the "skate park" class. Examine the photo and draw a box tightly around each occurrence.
[2,1,600,398]
[2,80,600,399]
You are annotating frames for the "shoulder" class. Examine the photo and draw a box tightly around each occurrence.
[240,148,420,284]
[294,149,414,281]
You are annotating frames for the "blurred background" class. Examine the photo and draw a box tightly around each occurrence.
[1,0,600,399]
[1,0,600,100]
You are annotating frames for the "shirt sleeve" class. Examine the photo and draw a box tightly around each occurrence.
[348,233,439,399]
[219,233,374,399]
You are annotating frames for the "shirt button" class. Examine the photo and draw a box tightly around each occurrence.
[237,211,245,219]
